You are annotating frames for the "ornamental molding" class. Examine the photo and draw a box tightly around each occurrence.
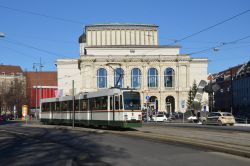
[80,55,192,63]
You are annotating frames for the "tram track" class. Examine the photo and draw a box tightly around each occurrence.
[21,123,250,158]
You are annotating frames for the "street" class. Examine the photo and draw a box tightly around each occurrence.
[0,122,250,166]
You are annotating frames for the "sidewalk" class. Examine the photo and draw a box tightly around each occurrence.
[234,123,250,127]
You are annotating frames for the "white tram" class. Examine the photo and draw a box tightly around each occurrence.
[40,88,142,128]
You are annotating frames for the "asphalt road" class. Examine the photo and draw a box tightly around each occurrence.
[0,122,250,166]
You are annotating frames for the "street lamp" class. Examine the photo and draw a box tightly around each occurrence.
[33,60,43,119]
[0,32,5,38]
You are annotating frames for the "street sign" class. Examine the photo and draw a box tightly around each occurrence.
[146,96,150,101]
[179,100,186,113]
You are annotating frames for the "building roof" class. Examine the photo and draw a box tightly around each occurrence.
[0,65,23,75]
[85,45,181,49]
[212,60,250,81]
[25,71,58,86]
[85,23,158,28]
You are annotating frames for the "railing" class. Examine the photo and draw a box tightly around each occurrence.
[235,117,249,124]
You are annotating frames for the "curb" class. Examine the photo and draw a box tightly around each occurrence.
[24,124,250,158]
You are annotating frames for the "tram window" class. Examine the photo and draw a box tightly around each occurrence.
[100,96,108,110]
[44,103,50,112]
[79,99,83,111]
[68,100,72,111]
[115,96,119,110]
[42,103,45,112]
[61,101,67,111]
[89,97,108,110]
[89,98,95,110]
[74,100,79,111]
[51,102,56,112]
[82,99,88,111]
[120,95,123,109]
[42,103,50,112]
[55,102,60,111]
[110,97,113,110]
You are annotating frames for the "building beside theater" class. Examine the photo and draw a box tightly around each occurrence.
[25,71,58,117]
[57,23,208,113]
[213,60,250,119]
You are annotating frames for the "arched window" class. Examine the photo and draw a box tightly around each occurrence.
[131,68,141,88]
[164,68,175,87]
[148,68,158,88]
[114,68,124,88]
[97,68,107,88]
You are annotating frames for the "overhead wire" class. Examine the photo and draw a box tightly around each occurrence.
[169,9,250,45]
[0,4,83,25]
[2,38,76,59]
[187,35,250,55]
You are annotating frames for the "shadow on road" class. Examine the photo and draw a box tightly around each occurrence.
[0,126,131,166]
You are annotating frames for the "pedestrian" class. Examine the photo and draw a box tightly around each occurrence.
[197,111,201,123]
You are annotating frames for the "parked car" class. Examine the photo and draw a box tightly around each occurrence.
[6,114,14,120]
[0,115,4,122]
[151,114,168,122]
[201,112,235,126]
[187,116,198,123]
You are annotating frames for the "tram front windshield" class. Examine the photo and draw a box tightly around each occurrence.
[123,91,141,110]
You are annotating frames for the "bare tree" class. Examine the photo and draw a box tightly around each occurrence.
[0,78,27,116]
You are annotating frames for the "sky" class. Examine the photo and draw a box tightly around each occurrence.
[0,0,249,74]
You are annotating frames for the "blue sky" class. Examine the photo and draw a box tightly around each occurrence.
[0,0,249,73]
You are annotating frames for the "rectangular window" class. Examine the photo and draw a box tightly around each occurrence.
[123,92,141,110]
[81,99,88,111]
[115,96,119,110]
[89,97,108,110]
[74,100,79,111]
[51,102,56,112]
[61,101,67,111]
[55,102,60,111]
[42,103,50,112]
[68,100,72,112]
[120,95,123,109]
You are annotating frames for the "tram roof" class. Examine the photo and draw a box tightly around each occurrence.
[41,88,138,103]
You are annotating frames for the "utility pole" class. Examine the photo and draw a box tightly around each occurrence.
[106,63,123,88]
[230,68,234,114]
[72,80,75,128]
[33,58,43,119]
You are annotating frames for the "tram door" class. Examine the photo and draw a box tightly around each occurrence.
[114,95,120,121]
[109,96,113,123]
[109,95,121,124]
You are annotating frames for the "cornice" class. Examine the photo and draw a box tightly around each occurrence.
[80,55,192,63]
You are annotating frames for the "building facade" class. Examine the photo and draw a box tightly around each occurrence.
[213,61,250,119]
[25,71,58,117]
[57,24,209,113]
[0,65,25,87]
[0,65,26,115]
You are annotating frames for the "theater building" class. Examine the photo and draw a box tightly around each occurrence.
[57,23,208,113]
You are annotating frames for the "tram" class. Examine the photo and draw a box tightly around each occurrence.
[40,88,142,128]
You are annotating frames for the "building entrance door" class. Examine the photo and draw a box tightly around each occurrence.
[166,102,172,113]
[165,96,175,114]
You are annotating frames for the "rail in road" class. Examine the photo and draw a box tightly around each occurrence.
[136,123,250,158]
[17,121,250,158]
